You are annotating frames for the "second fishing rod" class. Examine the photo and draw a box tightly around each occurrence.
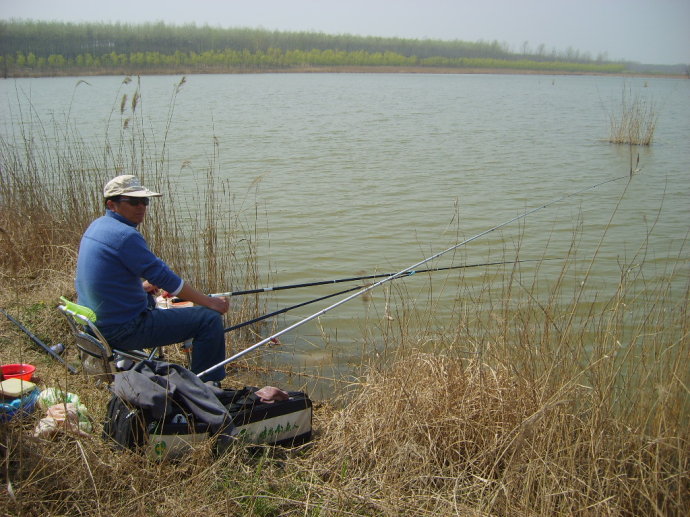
[211,258,557,298]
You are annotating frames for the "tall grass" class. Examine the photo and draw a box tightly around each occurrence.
[0,76,263,341]
[308,232,688,515]
[0,80,687,515]
[608,85,657,146]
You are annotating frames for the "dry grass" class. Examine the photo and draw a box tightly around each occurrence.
[309,349,688,515]
[1,296,687,515]
[303,214,689,515]
[0,79,688,516]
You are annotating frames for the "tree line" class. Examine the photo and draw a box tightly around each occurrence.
[2,47,627,75]
[0,20,629,76]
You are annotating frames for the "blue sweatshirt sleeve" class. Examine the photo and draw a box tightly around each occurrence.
[119,231,182,293]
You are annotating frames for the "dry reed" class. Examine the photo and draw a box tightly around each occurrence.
[608,85,657,146]
[0,76,263,338]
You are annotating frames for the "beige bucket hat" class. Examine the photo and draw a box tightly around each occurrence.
[103,175,162,198]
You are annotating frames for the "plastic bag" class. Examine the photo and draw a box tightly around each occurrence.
[33,388,93,438]
[34,402,91,438]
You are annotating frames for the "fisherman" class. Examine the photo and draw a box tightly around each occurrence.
[75,174,229,385]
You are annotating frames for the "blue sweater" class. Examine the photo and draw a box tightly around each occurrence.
[76,210,183,329]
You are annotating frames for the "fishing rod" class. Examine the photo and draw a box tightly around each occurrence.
[224,284,362,333]
[223,258,556,333]
[211,258,556,297]
[198,174,629,379]
[1,308,78,374]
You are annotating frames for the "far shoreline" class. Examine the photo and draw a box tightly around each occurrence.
[3,65,688,80]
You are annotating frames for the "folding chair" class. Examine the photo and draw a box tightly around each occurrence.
[58,297,158,384]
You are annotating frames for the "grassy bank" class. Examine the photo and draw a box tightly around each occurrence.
[0,82,688,516]
[1,240,687,515]
[6,65,687,80]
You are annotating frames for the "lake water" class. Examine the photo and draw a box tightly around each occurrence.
[2,73,689,394]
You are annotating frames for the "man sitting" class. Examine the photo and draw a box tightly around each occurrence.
[75,174,229,385]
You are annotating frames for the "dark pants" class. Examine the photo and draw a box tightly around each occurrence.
[102,306,227,382]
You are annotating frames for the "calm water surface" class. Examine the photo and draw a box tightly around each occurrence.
[2,73,689,393]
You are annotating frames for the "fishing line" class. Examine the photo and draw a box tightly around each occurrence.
[198,174,629,379]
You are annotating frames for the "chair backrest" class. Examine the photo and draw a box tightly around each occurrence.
[58,300,117,384]
[58,297,160,384]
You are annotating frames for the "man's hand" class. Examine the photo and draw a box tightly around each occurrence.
[207,296,230,315]
[176,283,230,315]
[143,281,160,295]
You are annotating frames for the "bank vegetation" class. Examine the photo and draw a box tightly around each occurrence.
[0,79,688,516]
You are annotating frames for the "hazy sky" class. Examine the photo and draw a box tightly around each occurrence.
[1,0,688,65]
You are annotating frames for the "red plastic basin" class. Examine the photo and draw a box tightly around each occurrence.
[1,364,36,381]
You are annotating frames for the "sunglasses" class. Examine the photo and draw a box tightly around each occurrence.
[117,196,150,206]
